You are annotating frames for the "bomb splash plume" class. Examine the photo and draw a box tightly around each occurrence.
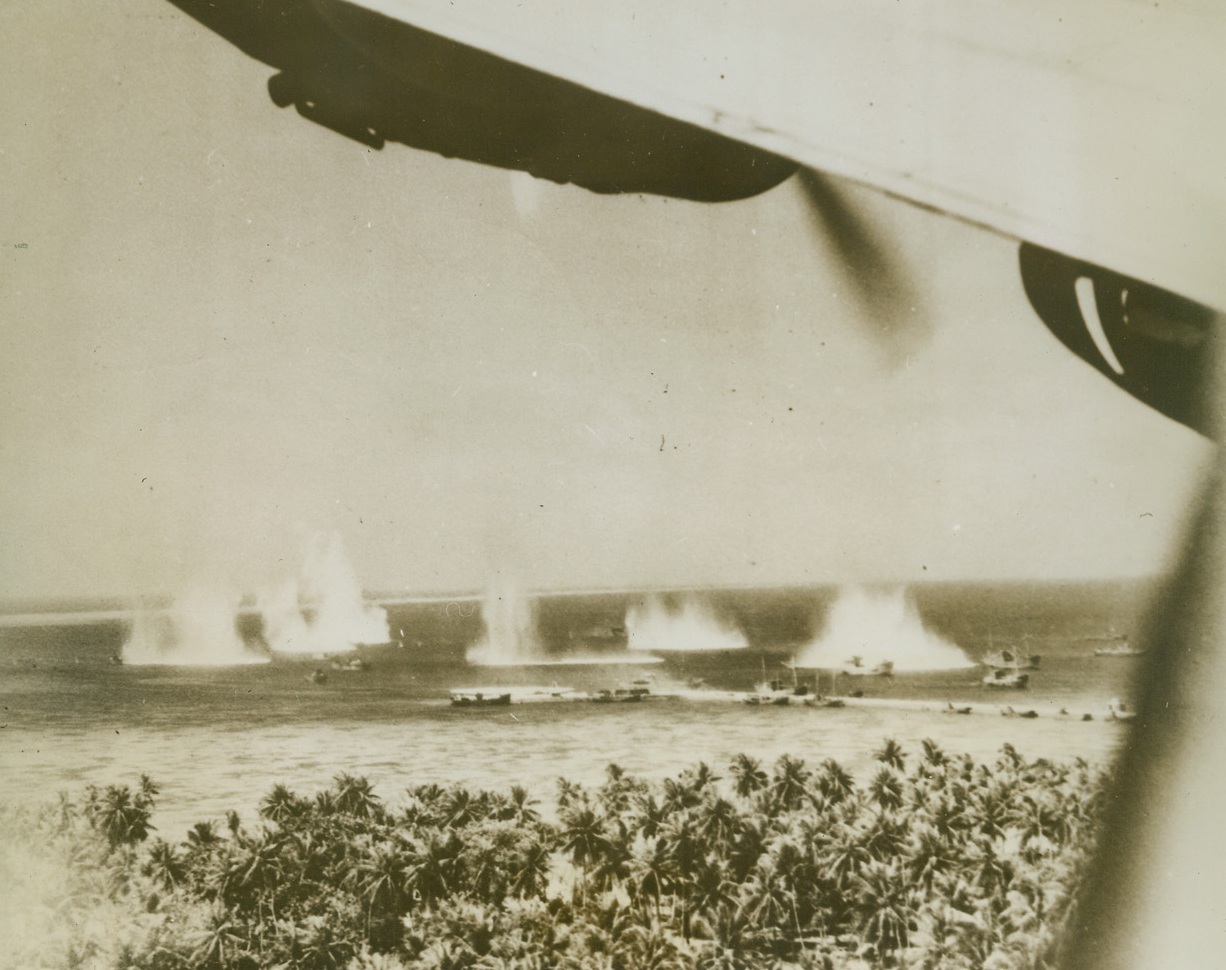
[122,587,268,666]
[466,580,545,665]
[626,596,748,652]
[258,532,389,654]
[795,586,972,672]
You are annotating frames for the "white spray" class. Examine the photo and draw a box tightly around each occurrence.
[258,532,389,654]
[467,580,544,665]
[626,596,748,652]
[794,586,972,672]
[122,587,268,666]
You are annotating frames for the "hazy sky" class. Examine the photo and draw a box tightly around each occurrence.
[0,3,1210,601]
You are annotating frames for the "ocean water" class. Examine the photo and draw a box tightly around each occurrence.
[0,581,1146,836]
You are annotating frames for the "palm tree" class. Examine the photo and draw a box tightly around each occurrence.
[926,795,967,843]
[920,738,949,771]
[739,854,803,943]
[817,759,856,806]
[314,789,340,817]
[768,755,812,815]
[186,820,220,847]
[1010,791,1073,853]
[559,805,610,904]
[220,830,287,920]
[997,743,1024,773]
[86,783,155,851]
[873,739,907,773]
[867,768,905,813]
[968,785,1012,841]
[631,793,670,840]
[863,812,909,862]
[404,782,447,827]
[661,777,703,815]
[693,793,742,855]
[906,825,962,895]
[407,829,465,909]
[855,860,914,967]
[729,754,768,800]
[627,836,675,922]
[598,763,640,815]
[261,783,311,827]
[682,761,721,793]
[948,898,1008,970]
[506,784,541,825]
[970,836,1018,900]
[437,786,482,829]
[333,774,382,820]
[615,921,689,970]
[346,837,411,945]
[143,837,187,892]
[556,777,588,811]
[822,822,872,895]
[659,815,704,876]
[293,911,359,970]
[188,902,249,969]
[507,835,553,899]
[726,815,770,884]
[591,835,632,895]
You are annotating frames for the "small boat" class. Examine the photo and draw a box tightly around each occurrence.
[803,696,846,708]
[742,689,790,706]
[588,687,650,703]
[568,622,630,654]
[983,668,1029,689]
[981,650,1040,670]
[1107,700,1137,721]
[526,684,576,699]
[841,656,894,677]
[744,675,813,705]
[449,689,513,707]
[329,657,370,672]
[1094,639,1144,657]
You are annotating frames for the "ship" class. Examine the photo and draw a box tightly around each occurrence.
[586,686,651,703]
[981,649,1040,670]
[449,688,513,706]
[841,655,895,677]
[1093,637,1143,657]
[741,678,810,706]
[983,667,1029,689]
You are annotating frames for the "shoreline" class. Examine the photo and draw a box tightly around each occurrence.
[445,684,1136,723]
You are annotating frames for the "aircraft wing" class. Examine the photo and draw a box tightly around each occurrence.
[342,0,1226,311]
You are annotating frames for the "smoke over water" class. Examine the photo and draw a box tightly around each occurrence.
[626,596,748,652]
[122,588,268,666]
[795,586,972,671]
[467,581,545,666]
[258,532,390,655]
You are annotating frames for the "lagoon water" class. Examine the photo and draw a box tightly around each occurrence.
[0,582,1144,837]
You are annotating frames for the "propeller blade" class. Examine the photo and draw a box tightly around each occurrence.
[796,168,927,361]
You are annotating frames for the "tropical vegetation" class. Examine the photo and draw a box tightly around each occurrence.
[0,741,1110,969]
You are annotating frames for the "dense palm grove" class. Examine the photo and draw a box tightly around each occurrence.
[2,741,1109,970]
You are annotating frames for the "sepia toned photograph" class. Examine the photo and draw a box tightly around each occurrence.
[3,2,1224,968]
